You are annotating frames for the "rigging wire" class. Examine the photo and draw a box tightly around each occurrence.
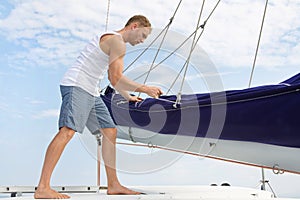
[248,0,269,88]
[133,0,221,85]
[123,0,182,74]
[167,0,220,95]
[246,0,271,192]
[169,0,206,97]
[141,0,183,87]
[123,24,170,73]
[102,0,220,93]
[101,0,182,92]
[172,0,207,106]
[105,0,111,31]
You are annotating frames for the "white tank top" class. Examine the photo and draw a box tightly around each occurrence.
[60,31,121,96]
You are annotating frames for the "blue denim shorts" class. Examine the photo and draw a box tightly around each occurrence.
[58,85,116,134]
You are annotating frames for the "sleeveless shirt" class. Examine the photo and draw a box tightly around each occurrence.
[60,31,121,96]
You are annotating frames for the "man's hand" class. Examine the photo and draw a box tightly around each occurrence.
[144,86,163,99]
[128,96,143,102]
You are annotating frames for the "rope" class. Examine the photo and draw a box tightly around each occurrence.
[101,0,219,94]
[141,0,183,86]
[101,1,180,92]
[123,0,182,74]
[101,0,182,91]
[167,0,206,95]
[136,14,179,98]
[167,0,220,96]
[105,0,111,31]
[133,0,221,84]
[123,25,170,73]
[128,127,136,143]
[173,0,206,106]
[248,0,269,88]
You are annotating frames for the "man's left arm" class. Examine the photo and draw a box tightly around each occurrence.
[107,36,162,100]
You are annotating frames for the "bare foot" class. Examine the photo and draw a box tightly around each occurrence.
[34,187,70,199]
[107,184,141,195]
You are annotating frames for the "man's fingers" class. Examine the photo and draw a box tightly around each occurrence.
[157,89,163,96]
[129,96,143,102]
[146,86,163,98]
[158,88,163,95]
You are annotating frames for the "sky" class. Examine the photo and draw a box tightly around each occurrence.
[0,0,300,198]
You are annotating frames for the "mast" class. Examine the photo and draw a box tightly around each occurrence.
[261,168,266,191]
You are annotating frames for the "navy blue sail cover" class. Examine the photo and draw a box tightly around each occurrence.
[101,73,300,148]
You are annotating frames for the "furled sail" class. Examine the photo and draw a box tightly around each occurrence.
[101,73,300,174]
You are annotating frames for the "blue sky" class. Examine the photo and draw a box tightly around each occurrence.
[1,0,300,198]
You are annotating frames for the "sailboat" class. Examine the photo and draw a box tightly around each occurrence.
[1,0,299,199]
[99,0,300,175]
[102,72,300,175]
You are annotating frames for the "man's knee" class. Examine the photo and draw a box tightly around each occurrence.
[101,127,117,133]
[101,128,117,138]
[58,126,76,141]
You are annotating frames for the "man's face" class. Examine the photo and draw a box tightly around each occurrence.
[129,26,151,46]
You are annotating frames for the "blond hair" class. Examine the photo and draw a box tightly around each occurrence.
[125,15,151,28]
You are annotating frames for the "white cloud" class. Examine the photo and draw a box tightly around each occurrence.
[32,109,59,119]
[0,71,8,76]
[0,0,107,70]
[0,101,8,112]
[1,0,300,74]
[29,100,45,105]
[23,97,45,105]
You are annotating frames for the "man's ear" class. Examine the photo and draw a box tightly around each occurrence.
[131,22,138,30]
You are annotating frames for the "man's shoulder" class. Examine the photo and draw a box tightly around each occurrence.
[100,31,121,41]
[106,34,125,53]
[100,32,125,54]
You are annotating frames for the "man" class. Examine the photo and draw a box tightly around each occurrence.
[34,15,162,199]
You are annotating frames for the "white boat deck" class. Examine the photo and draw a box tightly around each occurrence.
[1,185,298,200]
